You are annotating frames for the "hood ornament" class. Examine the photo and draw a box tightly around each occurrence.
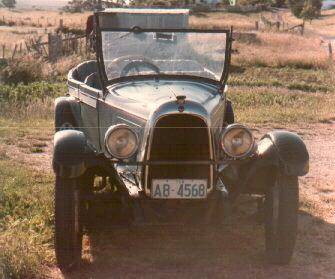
[176,95,186,105]
[176,95,186,113]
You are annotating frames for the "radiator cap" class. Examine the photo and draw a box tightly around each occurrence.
[176,95,186,105]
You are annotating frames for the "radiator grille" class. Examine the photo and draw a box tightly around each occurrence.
[147,114,211,187]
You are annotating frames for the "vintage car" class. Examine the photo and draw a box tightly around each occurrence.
[53,10,309,271]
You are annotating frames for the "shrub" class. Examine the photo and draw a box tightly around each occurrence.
[0,81,65,104]
[1,57,43,84]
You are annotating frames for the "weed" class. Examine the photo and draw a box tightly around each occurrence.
[0,160,54,278]
[32,142,48,148]
[30,147,44,153]
[1,57,43,85]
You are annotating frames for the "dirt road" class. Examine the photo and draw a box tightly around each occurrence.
[2,123,334,279]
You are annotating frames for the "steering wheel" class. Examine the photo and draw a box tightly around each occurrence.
[107,55,160,78]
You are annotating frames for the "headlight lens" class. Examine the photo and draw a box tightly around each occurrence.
[221,124,255,158]
[105,124,138,159]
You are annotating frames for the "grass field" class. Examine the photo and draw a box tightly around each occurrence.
[0,6,334,279]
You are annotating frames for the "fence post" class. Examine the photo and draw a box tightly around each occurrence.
[329,42,333,60]
[25,41,30,52]
[255,21,259,30]
[48,33,62,62]
[276,21,280,31]
[59,19,64,31]
[2,44,5,59]
[11,44,17,60]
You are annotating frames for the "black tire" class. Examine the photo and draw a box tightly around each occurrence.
[55,176,83,271]
[264,174,299,265]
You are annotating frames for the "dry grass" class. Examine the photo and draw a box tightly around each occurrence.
[0,8,90,29]
[233,32,330,69]
[0,8,91,47]
[0,28,32,46]
[189,11,257,30]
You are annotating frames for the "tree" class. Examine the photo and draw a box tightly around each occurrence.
[300,0,322,21]
[64,0,123,12]
[288,0,305,17]
[1,0,16,9]
[288,0,322,21]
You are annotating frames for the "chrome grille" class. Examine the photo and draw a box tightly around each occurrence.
[146,114,211,191]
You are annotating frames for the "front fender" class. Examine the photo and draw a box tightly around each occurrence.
[53,130,95,178]
[220,130,309,196]
[258,131,309,176]
[55,96,80,131]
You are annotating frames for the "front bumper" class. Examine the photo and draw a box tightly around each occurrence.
[115,158,252,199]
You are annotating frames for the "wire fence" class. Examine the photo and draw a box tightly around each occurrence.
[0,33,88,61]
[256,15,305,35]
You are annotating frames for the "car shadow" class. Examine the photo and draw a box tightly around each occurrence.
[62,196,335,279]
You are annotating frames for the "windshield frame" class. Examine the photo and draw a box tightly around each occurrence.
[95,14,233,93]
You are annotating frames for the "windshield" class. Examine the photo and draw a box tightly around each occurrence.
[101,30,228,82]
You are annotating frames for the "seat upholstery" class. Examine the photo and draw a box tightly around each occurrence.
[72,60,98,82]
[84,72,102,90]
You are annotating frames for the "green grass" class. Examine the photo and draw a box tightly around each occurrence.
[229,66,335,93]
[229,86,335,124]
[0,159,54,279]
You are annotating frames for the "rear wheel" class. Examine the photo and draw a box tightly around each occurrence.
[264,174,299,265]
[55,176,83,271]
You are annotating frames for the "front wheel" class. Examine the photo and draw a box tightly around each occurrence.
[264,174,299,265]
[55,176,83,271]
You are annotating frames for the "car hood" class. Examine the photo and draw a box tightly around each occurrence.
[103,78,225,164]
[106,79,222,120]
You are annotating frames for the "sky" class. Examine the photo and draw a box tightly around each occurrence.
[323,0,335,9]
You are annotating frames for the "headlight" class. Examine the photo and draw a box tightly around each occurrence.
[221,124,255,158]
[105,124,138,159]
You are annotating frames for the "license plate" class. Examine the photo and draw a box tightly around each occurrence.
[151,179,207,199]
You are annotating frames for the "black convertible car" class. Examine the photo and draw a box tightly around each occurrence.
[53,9,309,271]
